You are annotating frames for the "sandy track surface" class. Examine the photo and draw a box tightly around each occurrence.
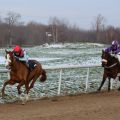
[0,91,120,120]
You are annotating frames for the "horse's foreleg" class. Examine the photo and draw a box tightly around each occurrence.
[17,81,28,104]
[108,78,111,92]
[1,80,15,98]
[17,81,25,95]
[97,76,107,91]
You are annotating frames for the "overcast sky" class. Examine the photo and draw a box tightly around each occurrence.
[0,0,120,29]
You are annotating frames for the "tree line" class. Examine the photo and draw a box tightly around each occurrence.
[0,11,120,47]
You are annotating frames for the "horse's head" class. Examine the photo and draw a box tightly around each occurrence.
[101,50,118,67]
[5,50,14,69]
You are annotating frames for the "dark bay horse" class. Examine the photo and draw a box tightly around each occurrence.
[2,50,46,103]
[98,50,120,91]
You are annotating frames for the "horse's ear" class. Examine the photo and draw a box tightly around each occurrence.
[5,49,8,53]
[102,49,105,53]
[5,49,12,53]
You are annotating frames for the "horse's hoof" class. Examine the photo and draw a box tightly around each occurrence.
[118,88,120,91]
[1,94,7,99]
[21,101,26,105]
[97,89,100,92]
[1,94,5,99]
[25,94,29,101]
[0,97,5,103]
[1,96,4,99]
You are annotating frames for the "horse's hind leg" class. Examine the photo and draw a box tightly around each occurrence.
[1,79,15,98]
[25,68,40,94]
[28,75,39,93]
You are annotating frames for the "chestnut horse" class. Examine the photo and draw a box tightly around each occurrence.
[2,50,46,102]
[97,50,120,91]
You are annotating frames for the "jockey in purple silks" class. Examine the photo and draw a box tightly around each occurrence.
[105,40,120,62]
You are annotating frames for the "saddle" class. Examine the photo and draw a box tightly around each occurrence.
[28,60,37,71]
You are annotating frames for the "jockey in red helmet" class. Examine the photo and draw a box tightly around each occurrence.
[12,45,29,65]
[13,45,24,57]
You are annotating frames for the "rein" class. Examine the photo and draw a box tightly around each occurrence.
[104,62,118,69]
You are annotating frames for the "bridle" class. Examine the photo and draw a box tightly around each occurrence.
[103,62,118,69]
[101,54,118,69]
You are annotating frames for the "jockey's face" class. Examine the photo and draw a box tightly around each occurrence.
[112,45,117,50]
[15,52,19,56]
[14,51,20,56]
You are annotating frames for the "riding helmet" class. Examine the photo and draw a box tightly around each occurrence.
[13,45,22,53]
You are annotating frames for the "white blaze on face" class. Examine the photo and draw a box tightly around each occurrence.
[5,54,11,66]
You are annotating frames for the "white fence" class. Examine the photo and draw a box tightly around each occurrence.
[45,64,102,94]
[0,64,102,95]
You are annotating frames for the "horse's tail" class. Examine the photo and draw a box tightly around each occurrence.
[40,69,47,82]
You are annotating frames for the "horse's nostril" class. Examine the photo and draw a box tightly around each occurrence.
[101,61,107,67]
[6,65,10,69]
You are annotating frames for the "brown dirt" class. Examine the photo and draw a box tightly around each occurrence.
[0,90,120,120]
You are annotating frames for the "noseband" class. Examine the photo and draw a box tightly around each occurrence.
[103,62,118,69]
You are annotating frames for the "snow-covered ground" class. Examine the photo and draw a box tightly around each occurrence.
[0,42,109,103]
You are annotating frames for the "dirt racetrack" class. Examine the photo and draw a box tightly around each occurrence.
[0,90,120,120]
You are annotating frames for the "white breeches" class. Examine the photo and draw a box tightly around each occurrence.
[116,54,120,62]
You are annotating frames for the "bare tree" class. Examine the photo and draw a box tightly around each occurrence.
[49,17,70,43]
[92,14,106,42]
[4,11,21,47]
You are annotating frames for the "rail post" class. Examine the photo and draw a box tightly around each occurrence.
[0,74,1,80]
[85,67,90,92]
[58,69,62,95]
[110,79,113,89]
